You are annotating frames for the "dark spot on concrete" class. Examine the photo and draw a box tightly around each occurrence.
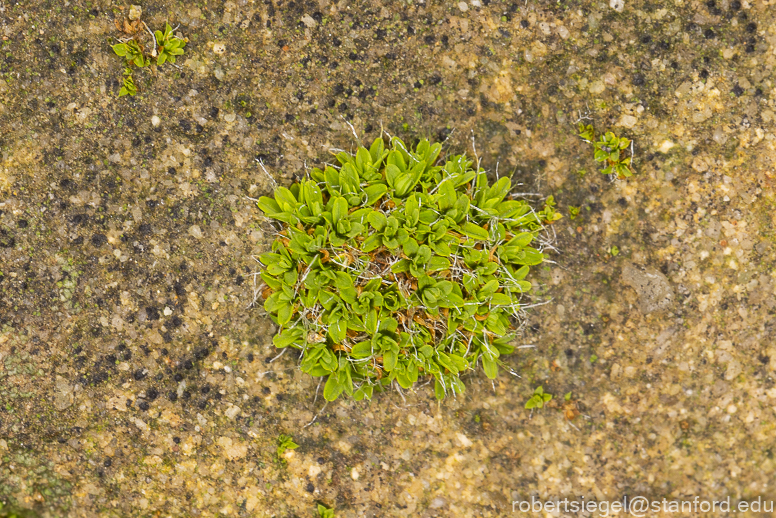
[91,233,107,247]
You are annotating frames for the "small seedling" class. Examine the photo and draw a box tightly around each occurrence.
[564,391,572,401]
[119,67,137,97]
[608,245,620,256]
[537,195,563,225]
[110,18,186,96]
[155,23,186,66]
[577,123,635,179]
[276,434,299,459]
[525,385,552,409]
[594,132,633,178]
[317,504,335,518]
[568,206,580,220]
[257,137,551,401]
[112,39,149,68]
[577,123,595,143]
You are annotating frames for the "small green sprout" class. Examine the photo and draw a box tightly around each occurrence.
[257,137,550,401]
[112,40,149,68]
[577,123,635,178]
[276,434,299,459]
[608,245,620,256]
[119,67,137,97]
[594,132,634,178]
[525,386,552,409]
[538,195,563,224]
[577,122,595,143]
[111,21,186,97]
[154,23,186,66]
[564,391,572,401]
[317,504,335,518]
[568,206,580,220]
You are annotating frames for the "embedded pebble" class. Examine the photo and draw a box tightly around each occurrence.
[621,263,674,314]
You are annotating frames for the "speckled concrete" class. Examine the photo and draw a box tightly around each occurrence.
[1,0,776,516]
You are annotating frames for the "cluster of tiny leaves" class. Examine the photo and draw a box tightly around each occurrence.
[276,434,299,459]
[525,386,552,409]
[577,123,634,178]
[111,23,186,96]
[257,137,551,401]
[154,23,186,66]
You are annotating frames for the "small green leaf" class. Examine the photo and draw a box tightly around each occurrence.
[383,350,397,371]
[460,221,490,241]
[482,355,498,379]
[434,379,445,400]
[323,375,344,401]
[353,385,373,401]
[112,43,128,56]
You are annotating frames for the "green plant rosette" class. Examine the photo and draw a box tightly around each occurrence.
[257,137,551,401]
